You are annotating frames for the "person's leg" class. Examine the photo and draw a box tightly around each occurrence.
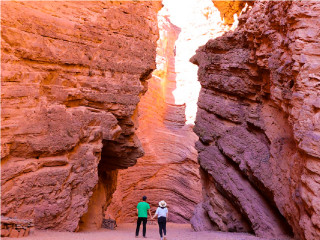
[158,219,163,238]
[142,217,147,237]
[136,217,142,237]
[163,218,167,238]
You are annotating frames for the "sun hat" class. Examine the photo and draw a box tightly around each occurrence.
[159,200,167,207]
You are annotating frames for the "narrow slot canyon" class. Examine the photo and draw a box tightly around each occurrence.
[1,1,320,240]
[105,0,223,224]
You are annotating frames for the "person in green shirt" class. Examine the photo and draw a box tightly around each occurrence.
[135,196,151,238]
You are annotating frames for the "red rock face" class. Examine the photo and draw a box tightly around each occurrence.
[1,1,161,231]
[191,1,320,240]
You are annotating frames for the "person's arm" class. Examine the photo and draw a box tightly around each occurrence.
[148,209,152,218]
[137,203,139,216]
[152,212,158,219]
[166,209,168,219]
[152,208,158,219]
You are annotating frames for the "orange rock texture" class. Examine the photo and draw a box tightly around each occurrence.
[1,1,161,231]
[212,1,253,26]
[191,1,320,240]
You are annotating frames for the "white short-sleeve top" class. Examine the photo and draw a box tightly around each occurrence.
[156,207,168,218]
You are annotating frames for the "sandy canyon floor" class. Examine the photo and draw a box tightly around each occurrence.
[4,223,293,240]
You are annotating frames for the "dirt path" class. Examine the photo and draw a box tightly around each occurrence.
[5,223,292,240]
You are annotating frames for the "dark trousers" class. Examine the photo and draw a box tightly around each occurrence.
[136,217,147,237]
[158,217,167,237]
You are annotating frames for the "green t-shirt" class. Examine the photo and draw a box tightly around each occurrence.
[137,201,150,218]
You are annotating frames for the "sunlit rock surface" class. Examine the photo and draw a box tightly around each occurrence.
[192,1,320,240]
[212,0,253,26]
[1,1,161,231]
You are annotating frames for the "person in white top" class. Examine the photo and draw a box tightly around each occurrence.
[152,200,168,240]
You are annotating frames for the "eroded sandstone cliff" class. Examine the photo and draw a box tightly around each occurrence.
[191,1,320,240]
[1,1,161,231]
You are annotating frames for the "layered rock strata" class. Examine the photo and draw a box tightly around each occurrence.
[1,216,34,238]
[191,1,320,240]
[1,1,161,231]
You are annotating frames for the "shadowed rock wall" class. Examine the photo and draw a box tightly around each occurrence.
[191,1,320,240]
[1,1,161,231]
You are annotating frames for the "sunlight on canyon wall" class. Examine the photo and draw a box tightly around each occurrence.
[164,0,232,124]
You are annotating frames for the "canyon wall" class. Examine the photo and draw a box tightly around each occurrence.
[191,1,320,240]
[1,1,161,231]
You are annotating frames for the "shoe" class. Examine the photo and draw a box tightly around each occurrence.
[161,238,163,240]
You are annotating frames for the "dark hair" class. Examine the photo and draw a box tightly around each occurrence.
[142,196,147,201]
